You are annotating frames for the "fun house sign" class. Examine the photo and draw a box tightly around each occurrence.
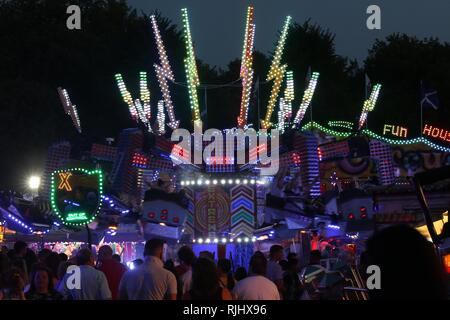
[50,168,103,226]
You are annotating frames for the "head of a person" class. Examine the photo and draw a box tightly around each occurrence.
[143,239,165,260]
[97,245,113,262]
[191,257,220,297]
[13,241,27,257]
[286,258,299,272]
[269,245,284,261]
[44,252,60,279]
[252,251,266,259]
[112,254,121,263]
[287,252,298,261]
[217,258,232,275]
[309,250,322,265]
[249,254,267,276]
[133,258,143,266]
[366,224,447,300]
[29,264,54,294]
[38,248,52,263]
[178,245,196,267]
[58,253,68,263]
[234,267,247,281]
[279,259,288,271]
[76,248,94,266]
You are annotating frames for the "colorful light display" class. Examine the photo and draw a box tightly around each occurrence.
[114,73,153,132]
[261,15,291,129]
[237,6,255,128]
[57,87,82,133]
[383,124,408,138]
[50,168,103,226]
[292,72,320,126]
[181,8,201,126]
[358,83,381,129]
[150,15,179,129]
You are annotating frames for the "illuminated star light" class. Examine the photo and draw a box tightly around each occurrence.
[261,16,291,129]
[292,72,320,126]
[237,6,255,128]
[150,15,179,129]
[57,87,82,133]
[181,8,201,126]
[114,73,153,132]
[358,84,381,130]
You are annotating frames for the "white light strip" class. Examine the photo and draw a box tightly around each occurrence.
[180,178,265,186]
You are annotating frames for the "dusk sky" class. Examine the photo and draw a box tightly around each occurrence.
[129,0,450,67]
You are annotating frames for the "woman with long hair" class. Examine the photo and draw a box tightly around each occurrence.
[183,258,232,300]
[217,259,235,291]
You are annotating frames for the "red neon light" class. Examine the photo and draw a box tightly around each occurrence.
[423,124,450,143]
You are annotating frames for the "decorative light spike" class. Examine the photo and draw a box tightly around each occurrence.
[114,73,152,132]
[139,72,151,120]
[181,8,201,125]
[277,98,285,133]
[292,72,320,126]
[134,99,148,125]
[115,73,138,121]
[157,100,166,135]
[261,16,291,129]
[358,84,382,130]
[150,15,179,129]
[237,6,255,128]
[283,70,294,120]
[57,87,82,133]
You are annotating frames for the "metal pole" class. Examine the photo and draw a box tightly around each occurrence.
[257,80,260,130]
[85,223,92,249]
[420,104,423,137]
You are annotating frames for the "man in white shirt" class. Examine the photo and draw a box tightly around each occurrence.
[59,248,111,300]
[118,239,177,300]
[233,254,280,300]
[266,245,285,296]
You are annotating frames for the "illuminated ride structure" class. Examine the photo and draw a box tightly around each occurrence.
[2,7,450,270]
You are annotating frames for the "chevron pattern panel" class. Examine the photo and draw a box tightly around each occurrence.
[230,185,256,237]
[183,186,195,235]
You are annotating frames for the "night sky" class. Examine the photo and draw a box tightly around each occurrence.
[129,0,450,67]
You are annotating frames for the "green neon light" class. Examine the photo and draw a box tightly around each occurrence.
[50,168,104,227]
[181,8,201,124]
[66,212,88,221]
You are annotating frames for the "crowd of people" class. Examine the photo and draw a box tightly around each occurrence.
[0,224,448,300]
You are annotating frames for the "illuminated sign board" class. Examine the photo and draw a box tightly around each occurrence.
[423,124,450,143]
[50,168,103,226]
[383,124,408,138]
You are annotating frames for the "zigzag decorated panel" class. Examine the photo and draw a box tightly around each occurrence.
[183,186,195,235]
[230,185,255,237]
